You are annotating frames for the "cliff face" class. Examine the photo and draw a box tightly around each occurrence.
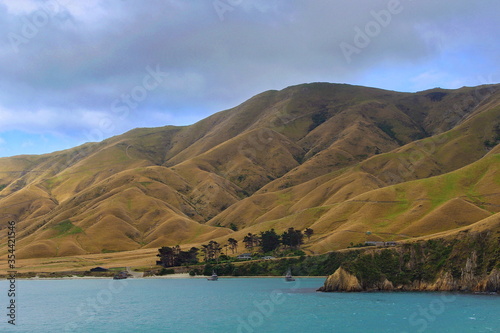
[318,267,362,292]
[320,267,499,292]
[319,231,500,293]
[318,267,395,292]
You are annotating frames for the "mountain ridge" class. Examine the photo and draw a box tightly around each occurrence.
[1,82,499,260]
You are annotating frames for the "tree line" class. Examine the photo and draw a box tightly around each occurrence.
[157,227,314,267]
[156,245,199,267]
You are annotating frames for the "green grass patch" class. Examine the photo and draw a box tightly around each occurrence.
[42,177,60,190]
[277,191,293,205]
[52,220,83,237]
[374,219,393,228]
[465,186,485,204]
[493,155,500,184]
[424,173,459,209]
[107,267,126,271]
[384,188,410,221]
[280,117,311,140]
[304,206,330,219]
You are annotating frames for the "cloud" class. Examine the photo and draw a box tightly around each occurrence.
[0,107,117,135]
[410,70,456,91]
[0,0,498,156]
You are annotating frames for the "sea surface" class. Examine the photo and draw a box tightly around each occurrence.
[0,277,499,332]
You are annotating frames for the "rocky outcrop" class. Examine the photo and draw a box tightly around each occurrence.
[318,267,396,292]
[476,269,500,292]
[377,278,394,291]
[318,267,362,292]
[320,267,500,292]
[319,242,500,293]
[428,271,456,291]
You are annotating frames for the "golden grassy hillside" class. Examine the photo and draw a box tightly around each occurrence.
[0,82,499,267]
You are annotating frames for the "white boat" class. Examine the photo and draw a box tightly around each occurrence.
[285,268,295,282]
[207,271,218,281]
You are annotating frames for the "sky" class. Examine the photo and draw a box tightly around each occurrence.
[0,0,498,158]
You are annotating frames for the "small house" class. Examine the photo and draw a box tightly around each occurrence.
[365,241,398,247]
[364,241,385,247]
[237,253,252,260]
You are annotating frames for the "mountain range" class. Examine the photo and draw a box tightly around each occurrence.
[1,82,499,261]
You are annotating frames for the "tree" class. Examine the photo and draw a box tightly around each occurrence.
[243,233,259,250]
[201,244,209,262]
[260,229,281,253]
[157,246,175,267]
[176,247,199,266]
[292,229,304,248]
[188,247,199,263]
[210,241,222,261]
[157,246,199,267]
[281,228,304,249]
[228,238,238,254]
[304,228,314,241]
[252,234,260,248]
[202,241,222,262]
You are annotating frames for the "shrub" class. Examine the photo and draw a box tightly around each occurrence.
[159,268,175,275]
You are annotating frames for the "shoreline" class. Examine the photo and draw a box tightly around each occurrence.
[9,274,328,280]
[4,276,499,295]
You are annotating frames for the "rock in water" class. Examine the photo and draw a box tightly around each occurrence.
[318,267,362,292]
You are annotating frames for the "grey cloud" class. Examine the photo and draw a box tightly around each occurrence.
[0,0,498,143]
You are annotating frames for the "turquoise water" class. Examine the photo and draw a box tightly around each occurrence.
[0,278,499,332]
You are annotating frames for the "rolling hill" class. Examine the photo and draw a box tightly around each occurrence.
[1,82,499,263]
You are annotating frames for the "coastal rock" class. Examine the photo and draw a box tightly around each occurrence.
[377,278,394,291]
[319,231,499,293]
[318,267,362,292]
[321,268,500,293]
[430,271,456,291]
[460,251,479,291]
[486,269,500,292]
[476,269,500,292]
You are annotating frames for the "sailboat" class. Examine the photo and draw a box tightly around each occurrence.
[285,268,295,282]
[207,271,218,281]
